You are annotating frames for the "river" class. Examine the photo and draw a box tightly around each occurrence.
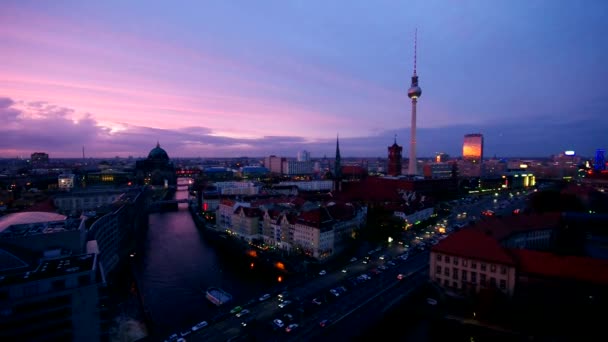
[133,179,274,338]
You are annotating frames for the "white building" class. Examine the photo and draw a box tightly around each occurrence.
[278,180,334,191]
[58,173,75,191]
[214,181,261,196]
[282,160,314,175]
[297,150,311,162]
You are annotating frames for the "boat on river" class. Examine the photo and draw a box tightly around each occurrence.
[205,287,233,306]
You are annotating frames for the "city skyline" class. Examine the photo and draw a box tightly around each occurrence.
[1,1,607,158]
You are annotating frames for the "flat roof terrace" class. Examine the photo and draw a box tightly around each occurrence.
[0,216,80,238]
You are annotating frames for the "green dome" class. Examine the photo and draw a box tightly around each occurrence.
[148,142,169,161]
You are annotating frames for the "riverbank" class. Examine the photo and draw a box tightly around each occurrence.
[104,262,149,342]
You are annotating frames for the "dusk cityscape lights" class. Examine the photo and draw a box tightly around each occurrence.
[1,1,608,342]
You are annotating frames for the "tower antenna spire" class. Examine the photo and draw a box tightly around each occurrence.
[413,28,418,76]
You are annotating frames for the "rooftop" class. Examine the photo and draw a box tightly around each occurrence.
[0,211,67,233]
[511,248,608,286]
[432,228,516,265]
[0,253,96,287]
[472,212,562,241]
[0,214,81,238]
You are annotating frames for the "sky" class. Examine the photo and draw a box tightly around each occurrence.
[1,0,607,159]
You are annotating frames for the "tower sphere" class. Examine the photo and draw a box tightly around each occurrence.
[408,85,422,99]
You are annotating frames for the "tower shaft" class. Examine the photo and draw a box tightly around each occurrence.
[409,98,417,175]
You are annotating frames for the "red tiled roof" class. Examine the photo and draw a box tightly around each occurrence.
[220,199,235,206]
[236,206,262,218]
[432,229,516,265]
[511,249,608,286]
[472,212,562,241]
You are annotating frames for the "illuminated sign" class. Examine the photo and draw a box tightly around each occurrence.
[564,150,576,156]
[519,164,528,169]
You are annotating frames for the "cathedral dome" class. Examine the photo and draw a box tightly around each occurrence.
[148,142,169,161]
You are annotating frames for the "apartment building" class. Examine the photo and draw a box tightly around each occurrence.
[430,229,518,296]
[0,253,102,341]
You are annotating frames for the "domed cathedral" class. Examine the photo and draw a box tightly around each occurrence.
[135,142,177,186]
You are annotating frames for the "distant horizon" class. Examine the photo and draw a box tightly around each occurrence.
[1,2,606,158]
[0,153,586,162]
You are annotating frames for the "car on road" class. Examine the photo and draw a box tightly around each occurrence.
[427,298,438,306]
[319,319,330,328]
[191,321,208,331]
[397,273,405,280]
[285,323,299,332]
[319,270,327,276]
[259,293,271,301]
[312,298,323,305]
[283,313,294,321]
[278,300,292,308]
[350,257,357,262]
[179,330,191,337]
[235,309,250,317]
[273,318,285,328]
[230,306,243,314]
[341,268,348,273]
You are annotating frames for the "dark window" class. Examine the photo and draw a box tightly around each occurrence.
[452,267,458,280]
[445,256,450,263]
[471,261,477,269]
[471,272,477,284]
[481,263,487,271]
[480,274,486,286]
[500,266,507,275]
[499,279,506,290]
[453,257,458,265]
[462,259,468,267]
[490,264,497,272]
[437,254,442,261]
[490,277,497,287]
[462,270,468,281]
[444,268,450,276]
[452,281,458,288]
[52,280,65,291]
[436,265,442,274]
[78,275,90,286]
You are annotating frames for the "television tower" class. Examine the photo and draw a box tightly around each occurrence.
[407,29,422,176]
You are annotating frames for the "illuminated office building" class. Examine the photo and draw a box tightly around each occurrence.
[463,134,484,163]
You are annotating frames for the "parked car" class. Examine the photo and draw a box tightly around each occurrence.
[319,270,327,276]
[259,293,271,301]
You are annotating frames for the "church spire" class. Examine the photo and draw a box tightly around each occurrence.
[334,134,342,179]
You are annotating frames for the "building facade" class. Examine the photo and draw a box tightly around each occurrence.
[387,139,403,176]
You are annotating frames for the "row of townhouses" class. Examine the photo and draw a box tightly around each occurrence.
[217,197,367,260]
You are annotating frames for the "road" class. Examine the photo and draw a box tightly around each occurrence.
[187,249,429,342]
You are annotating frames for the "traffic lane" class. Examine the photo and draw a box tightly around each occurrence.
[191,252,413,341]
[287,261,429,340]
[193,253,429,341]
[311,271,429,342]
[244,261,428,342]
